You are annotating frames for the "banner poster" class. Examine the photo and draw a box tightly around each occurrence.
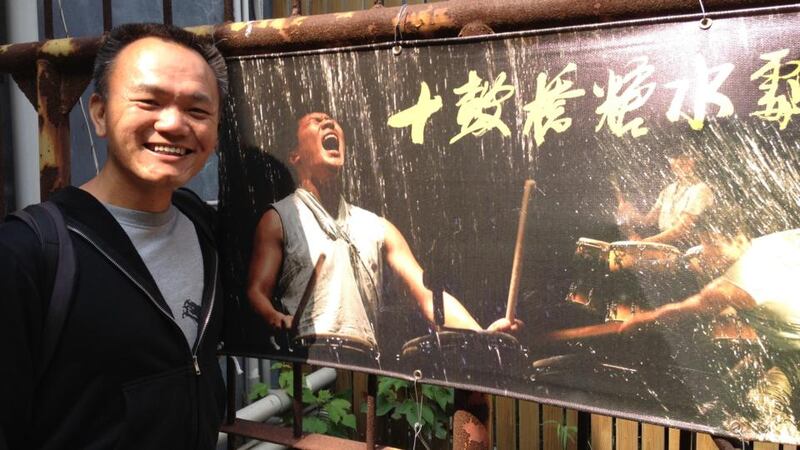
[219,7,800,443]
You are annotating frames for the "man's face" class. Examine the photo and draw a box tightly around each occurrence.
[668,154,695,180]
[89,37,220,192]
[290,112,345,181]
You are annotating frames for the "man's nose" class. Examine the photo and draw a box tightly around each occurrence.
[320,118,335,130]
[154,106,189,135]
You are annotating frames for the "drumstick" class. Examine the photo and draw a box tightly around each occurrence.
[546,322,623,341]
[506,179,536,323]
[290,253,326,333]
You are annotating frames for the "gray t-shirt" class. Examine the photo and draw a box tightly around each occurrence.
[104,203,204,347]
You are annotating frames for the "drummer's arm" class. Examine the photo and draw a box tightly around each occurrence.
[642,212,696,244]
[619,278,755,333]
[382,219,482,331]
[247,210,293,331]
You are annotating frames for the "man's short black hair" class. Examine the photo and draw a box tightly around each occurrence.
[92,23,228,103]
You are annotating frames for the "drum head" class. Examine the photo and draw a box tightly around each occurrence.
[398,330,528,385]
[294,333,381,369]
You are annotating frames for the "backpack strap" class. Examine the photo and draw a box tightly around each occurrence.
[172,188,216,244]
[8,201,76,380]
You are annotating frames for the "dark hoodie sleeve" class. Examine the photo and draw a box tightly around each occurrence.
[0,221,45,450]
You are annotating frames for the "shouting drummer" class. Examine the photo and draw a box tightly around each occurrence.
[616,149,714,248]
[247,112,521,359]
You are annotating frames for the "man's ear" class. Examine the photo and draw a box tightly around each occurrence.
[288,149,299,165]
[88,93,108,137]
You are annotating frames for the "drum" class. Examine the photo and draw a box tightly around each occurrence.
[575,238,611,263]
[566,238,611,307]
[399,330,529,385]
[294,333,381,369]
[608,241,682,272]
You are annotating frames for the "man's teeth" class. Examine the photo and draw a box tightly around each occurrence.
[151,145,187,156]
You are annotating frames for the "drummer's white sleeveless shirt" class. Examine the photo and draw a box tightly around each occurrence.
[272,191,385,346]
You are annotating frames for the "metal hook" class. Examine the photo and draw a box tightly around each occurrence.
[697,0,712,29]
[392,3,409,56]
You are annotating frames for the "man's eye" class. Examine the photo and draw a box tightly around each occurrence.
[189,108,211,118]
[135,99,158,107]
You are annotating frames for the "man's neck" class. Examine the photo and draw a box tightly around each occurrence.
[81,167,174,213]
[298,178,341,215]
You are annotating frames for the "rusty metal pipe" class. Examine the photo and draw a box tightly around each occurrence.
[1,0,797,72]
[44,0,55,40]
[36,58,71,200]
[224,0,235,22]
[163,0,173,25]
[103,0,112,31]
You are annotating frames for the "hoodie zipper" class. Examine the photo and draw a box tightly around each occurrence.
[68,225,216,375]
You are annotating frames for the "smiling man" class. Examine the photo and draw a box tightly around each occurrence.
[0,24,227,449]
[247,112,520,364]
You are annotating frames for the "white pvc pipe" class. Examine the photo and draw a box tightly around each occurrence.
[216,367,337,450]
[6,0,40,208]
[233,0,242,22]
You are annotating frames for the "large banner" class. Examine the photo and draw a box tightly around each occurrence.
[219,7,800,443]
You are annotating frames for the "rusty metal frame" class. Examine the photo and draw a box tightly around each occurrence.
[0,0,796,447]
[0,0,794,199]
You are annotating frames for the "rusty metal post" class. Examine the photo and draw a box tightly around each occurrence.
[577,411,590,450]
[0,98,5,217]
[223,0,234,22]
[44,0,55,40]
[291,0,302,16]
[292,362,303,438]
[36,59,70,200]
[103,0,113,31]
[679,429,692,450]
[365,374,377,449]
[453,389,490,450]
[163,0,173,25]
[226,356,239,450]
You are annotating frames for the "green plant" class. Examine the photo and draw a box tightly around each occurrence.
[544,419,578,450]
[365,376,453,443]
[249,363,356,438]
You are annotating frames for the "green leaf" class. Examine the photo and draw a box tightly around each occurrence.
[399,401,419,428]
[434,421,448,440]
[434,388,453,411]
[378,377,409,397]
[316,390,333,404]
[341,413,357,430]
[395,400,414,416]
[301,388,316,404]
[303,416,328,434]
[421,404,435,426]
[421,385,436,400]
[324,399,351,423]
[376,397,394,416]
[248,382,269,402]
[279,370,293,393]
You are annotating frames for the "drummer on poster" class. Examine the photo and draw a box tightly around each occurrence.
[616,148,714,248]
[247,112,521,361]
